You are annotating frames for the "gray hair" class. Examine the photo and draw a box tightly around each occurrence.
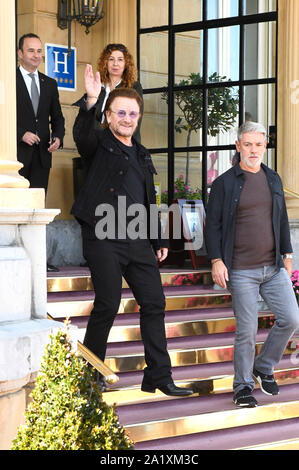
[237,121,267,142]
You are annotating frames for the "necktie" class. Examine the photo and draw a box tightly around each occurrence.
[29,73,39,115]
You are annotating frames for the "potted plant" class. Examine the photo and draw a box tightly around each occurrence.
[162,72,239,185]
[11,325,134,450]
[161,174,202,205]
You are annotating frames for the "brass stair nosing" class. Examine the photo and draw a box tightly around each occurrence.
[135,293,232,314]
[105,341,297,372]
[236,438,299,450]
[47,270,213,293]
[45,316,297,371]
[103,370,299,406]
[102,314,275,342]
[47,293,232,318]
[48,312,274,341]
[104,378,224,406]
[105,344,237,371]
[107,318,236,342]
[47,276,94,293]
[124,400,299,443]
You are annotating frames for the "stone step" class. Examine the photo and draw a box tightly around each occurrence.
[116,383,299,443]
[102,356,299,406]
[47,285,231,318]
[103,330,298,372]
[47,266,212,292]
[106,354,298,390]
[133,417,299,450]
[52,308,274,342]
[46,266,299,450]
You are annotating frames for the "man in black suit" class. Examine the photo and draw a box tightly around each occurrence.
[71,65,193,397]
[17,33,65,272]
[16,33,65,194]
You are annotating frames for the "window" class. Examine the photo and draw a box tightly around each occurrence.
[137,0,277,206]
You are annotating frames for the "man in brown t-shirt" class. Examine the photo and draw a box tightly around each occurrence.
[232,168,275,270]
[205,121,299,408]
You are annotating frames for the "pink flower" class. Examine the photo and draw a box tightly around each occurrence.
[291,271,299,302]
[175,275,184,285]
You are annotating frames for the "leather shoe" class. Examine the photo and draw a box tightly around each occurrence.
[141,382,193,397]
[47,263,59,272]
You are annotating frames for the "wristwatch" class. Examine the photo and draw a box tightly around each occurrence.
[283,254,293,259]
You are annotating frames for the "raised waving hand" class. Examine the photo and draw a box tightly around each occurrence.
[84,64,102,109]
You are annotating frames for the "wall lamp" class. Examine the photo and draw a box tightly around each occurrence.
[58,0,106,53]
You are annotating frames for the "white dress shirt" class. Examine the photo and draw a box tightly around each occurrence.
[19,65,40,98]
[100,80,122,122]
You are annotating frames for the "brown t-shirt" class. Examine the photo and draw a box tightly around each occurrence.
[232,168,275,269]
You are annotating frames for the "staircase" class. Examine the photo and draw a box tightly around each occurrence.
[47,265,299,450]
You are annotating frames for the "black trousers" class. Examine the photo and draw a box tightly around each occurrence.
[82,237,172,387]
[19,146,50,193]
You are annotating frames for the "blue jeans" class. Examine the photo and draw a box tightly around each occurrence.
[228,265,299,393]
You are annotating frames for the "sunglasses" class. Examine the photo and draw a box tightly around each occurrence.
[106,43,127,53]
[110,110,139,120]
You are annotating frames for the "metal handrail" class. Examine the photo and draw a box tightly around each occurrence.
[77,341,119,384]
[284,187,299,199]
[47,313,119,383]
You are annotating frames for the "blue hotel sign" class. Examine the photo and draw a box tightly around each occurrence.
[45,43,76,91]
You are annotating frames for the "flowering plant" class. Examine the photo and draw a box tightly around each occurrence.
[161,174,202,204]
[163,273,204,287]
[291,270,299,303]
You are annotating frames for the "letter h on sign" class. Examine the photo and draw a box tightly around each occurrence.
[45,43,77,91]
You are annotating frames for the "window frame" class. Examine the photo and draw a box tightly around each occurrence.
[137,0,278,206]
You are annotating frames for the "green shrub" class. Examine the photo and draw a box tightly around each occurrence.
[11,327,134,450]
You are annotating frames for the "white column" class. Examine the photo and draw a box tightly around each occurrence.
[104,0,137,59]
[277,0,299,219]
[0,0,29,188]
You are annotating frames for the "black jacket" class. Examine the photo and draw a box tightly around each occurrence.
[204,163,292,270]
[16,68,65,169]
[71,103,167,250]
